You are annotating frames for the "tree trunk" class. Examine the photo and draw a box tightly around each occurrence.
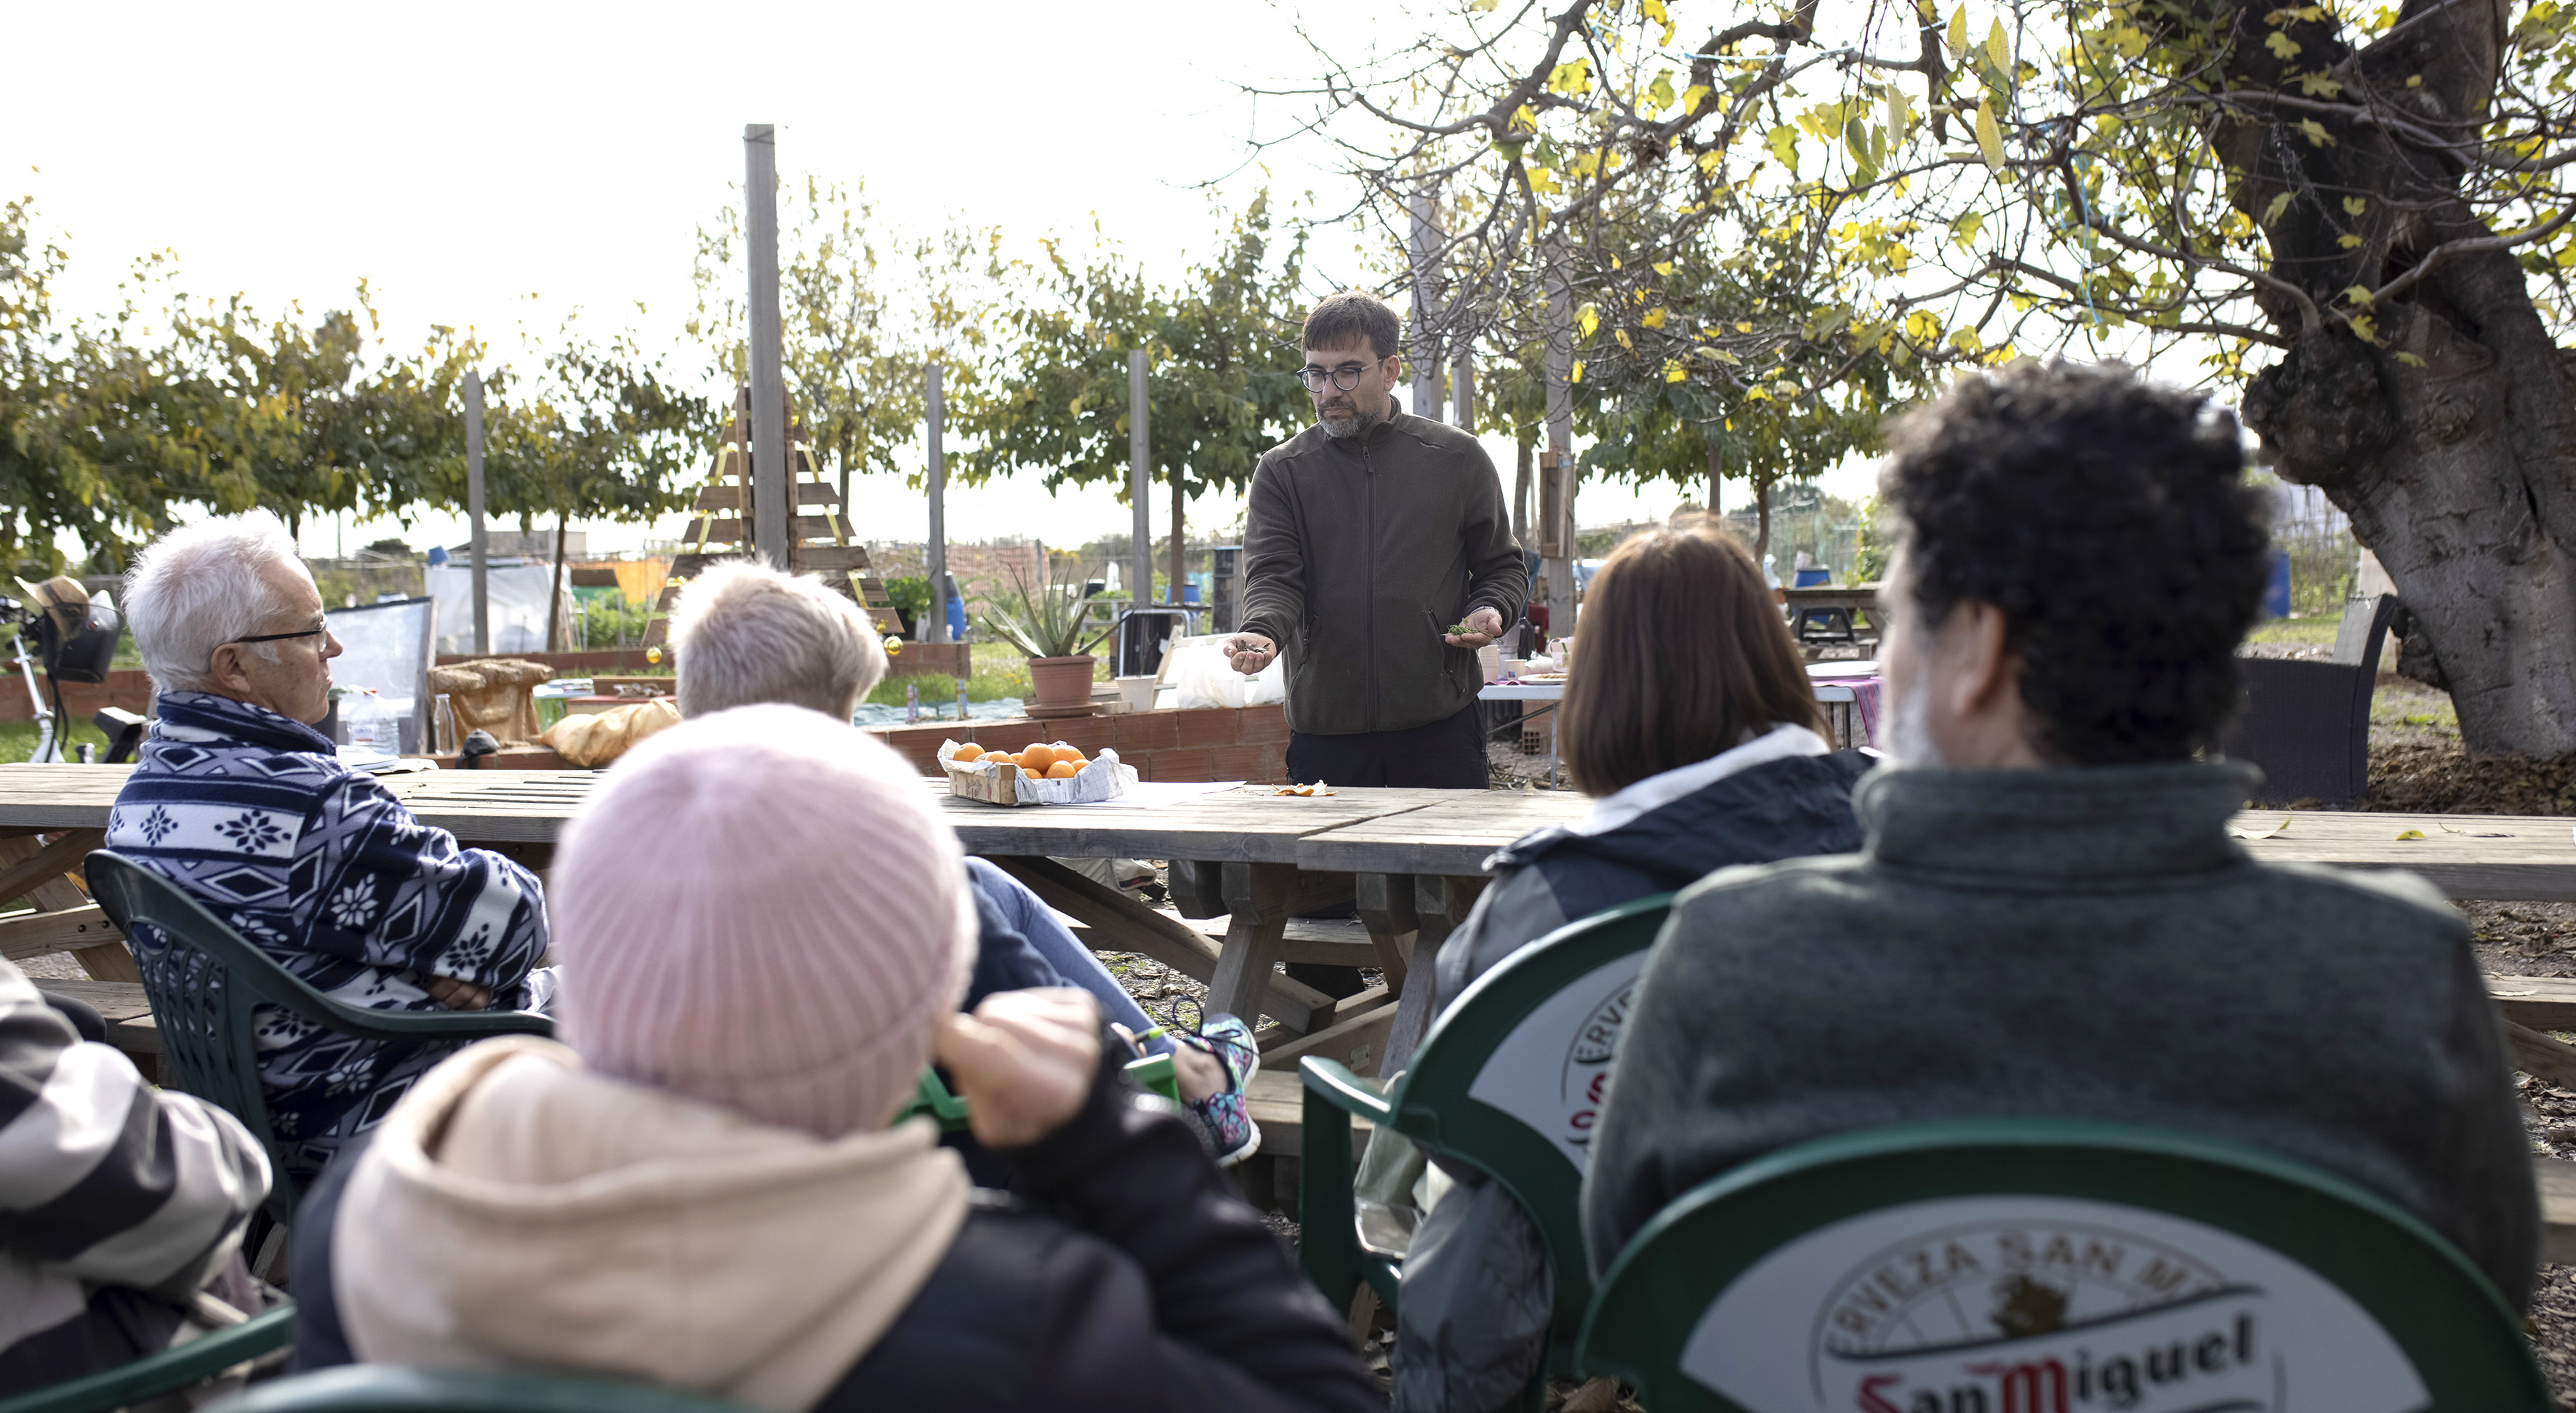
[1706,446,1722,521]
[1514,431,1533,549]
[546,520,568,654]
[1169,476,1186,609]
[2218,0,2576,755]
[1755,476,1773,570]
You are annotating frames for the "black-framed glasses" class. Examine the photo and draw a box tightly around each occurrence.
[1299,364,1373,393]
[232,621,327,645]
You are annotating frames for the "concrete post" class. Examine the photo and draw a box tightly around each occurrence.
[464,372,489,655]
[1408,184,1443,419]
[745,124,789,569]
[926,361,948,644]
[1542,232,1576,637]
[1130,348,1152,608]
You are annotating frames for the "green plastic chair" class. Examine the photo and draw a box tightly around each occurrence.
[1299,892,1673,1382]
[204,1366,758,1413]
[84,851,555,1228]
[0,1305,294,1413]
[1578,1118,2552,1412]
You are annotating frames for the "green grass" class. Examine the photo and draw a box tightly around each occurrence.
[2245,615,2339,645]
[0,718,116,764]
[2372,679,2459,734]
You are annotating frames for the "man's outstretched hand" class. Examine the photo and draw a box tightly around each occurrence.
[933,988,1102,1150]
[1226,633,1278,676]
[1444,607,1507,649]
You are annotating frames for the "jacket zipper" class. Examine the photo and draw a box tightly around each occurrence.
[1363,435,1377,732]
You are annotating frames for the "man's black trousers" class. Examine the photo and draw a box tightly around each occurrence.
[1284,703,1488,789]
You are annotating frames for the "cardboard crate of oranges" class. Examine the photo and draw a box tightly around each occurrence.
[937,739,1139,806]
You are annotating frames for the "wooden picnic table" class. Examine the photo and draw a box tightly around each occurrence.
[15,763,2576,1067]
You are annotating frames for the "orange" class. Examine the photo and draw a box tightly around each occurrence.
[1021,766,1042,780]
[1022,744,1057,770]
[952,743,984,763]
[1046,760,1080,779]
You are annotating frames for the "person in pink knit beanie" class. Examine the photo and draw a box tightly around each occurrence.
[550,702,976,1134]
[286,704,1379,1413]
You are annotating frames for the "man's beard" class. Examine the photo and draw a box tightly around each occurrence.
[1882,671,1946,766]
[1319,401,1380,439]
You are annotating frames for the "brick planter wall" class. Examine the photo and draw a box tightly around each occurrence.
[867,703,1291,783]
[0,669,155,723]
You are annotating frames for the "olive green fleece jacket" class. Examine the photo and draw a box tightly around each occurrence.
[1583,761,2539,1312]
[1239,411,1526,736]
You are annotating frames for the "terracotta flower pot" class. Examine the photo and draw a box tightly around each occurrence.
[1026,655,1098,713]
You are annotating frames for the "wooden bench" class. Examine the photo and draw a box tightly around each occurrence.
[32,978,157,1053]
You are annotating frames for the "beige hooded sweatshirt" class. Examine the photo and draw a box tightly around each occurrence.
[333,1037,970,1412]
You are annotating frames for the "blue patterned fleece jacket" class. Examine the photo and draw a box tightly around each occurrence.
[107,692,548,1179]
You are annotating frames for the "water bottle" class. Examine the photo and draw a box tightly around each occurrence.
[905,681,920,724]
[955,679,969,722]
[343,688,393,754]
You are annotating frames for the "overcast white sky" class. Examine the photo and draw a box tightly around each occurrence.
[6,0,1842,563]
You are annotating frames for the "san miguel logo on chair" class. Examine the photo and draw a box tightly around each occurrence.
[1466,954,1648,1168]
[1679,1197,2427,1413]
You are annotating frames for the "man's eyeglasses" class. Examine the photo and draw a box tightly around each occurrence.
[232,621,327,645]
[1299,364,1374,393]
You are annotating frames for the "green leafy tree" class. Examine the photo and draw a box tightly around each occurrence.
[1302,0,2576,754]
[691,178,992,505]
[957,193,1309,596]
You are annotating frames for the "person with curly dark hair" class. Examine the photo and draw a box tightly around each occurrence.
[1583,361,2537,1313]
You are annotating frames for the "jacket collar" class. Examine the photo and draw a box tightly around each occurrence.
[1576,724,1831,836]
[1856,759,2258,889]
[153,690,337,756]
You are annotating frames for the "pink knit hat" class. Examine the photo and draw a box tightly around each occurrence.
[549,703,976,1137]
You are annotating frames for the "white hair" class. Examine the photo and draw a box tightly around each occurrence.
[670,560,888,720]
[122,510,310,693]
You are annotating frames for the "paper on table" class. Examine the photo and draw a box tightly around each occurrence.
[1056,780,1246,808]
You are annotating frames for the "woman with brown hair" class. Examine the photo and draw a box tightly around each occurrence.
[1381,519,1870,1413]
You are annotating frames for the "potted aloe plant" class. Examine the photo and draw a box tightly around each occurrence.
[979,556,1117,714]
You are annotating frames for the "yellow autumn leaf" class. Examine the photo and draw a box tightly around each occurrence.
[1682,84,1712,114]
[1570,359,1585,384]
[1986,17,2012,73]
[1577,303,1601,338]
[1947,4,1969,57]
[2265,29,2302,57]
[1653,260,1675,276]
[2343,196,2367,215]
[2395,828,2425,840]
[2262,191,2294,225]
[1975,99,2006,172]
[1664,361,1688,383]
[1616,328,1635,351]
[2298,119,2335,145]
[1641,0,1669,19]
[2228,812,2293,839]
[1642,306,1669,328]
[1736,321,1754,332]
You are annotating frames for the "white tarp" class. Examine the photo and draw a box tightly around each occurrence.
[425,563,559,655]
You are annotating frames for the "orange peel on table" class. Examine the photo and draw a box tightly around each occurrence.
[1272,782,1337,796]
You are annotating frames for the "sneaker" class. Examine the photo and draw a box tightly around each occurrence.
[1160,1008,1262,1166]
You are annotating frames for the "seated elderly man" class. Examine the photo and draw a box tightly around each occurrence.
[666,561,1261,1162]
[108,511,549,1182]
[1584,362,2537,1310]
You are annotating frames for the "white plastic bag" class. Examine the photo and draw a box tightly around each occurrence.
[1169,635,1285,708]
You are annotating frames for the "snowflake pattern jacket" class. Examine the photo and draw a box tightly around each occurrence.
[107,692,547,1178]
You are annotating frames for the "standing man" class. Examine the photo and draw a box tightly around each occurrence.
[1227,291,1525,788]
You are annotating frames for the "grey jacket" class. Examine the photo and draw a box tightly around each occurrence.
[1239,412,1525,736]
[1582,761,2538,1311]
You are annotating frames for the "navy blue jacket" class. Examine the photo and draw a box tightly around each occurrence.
[1438,749,1872,1009]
